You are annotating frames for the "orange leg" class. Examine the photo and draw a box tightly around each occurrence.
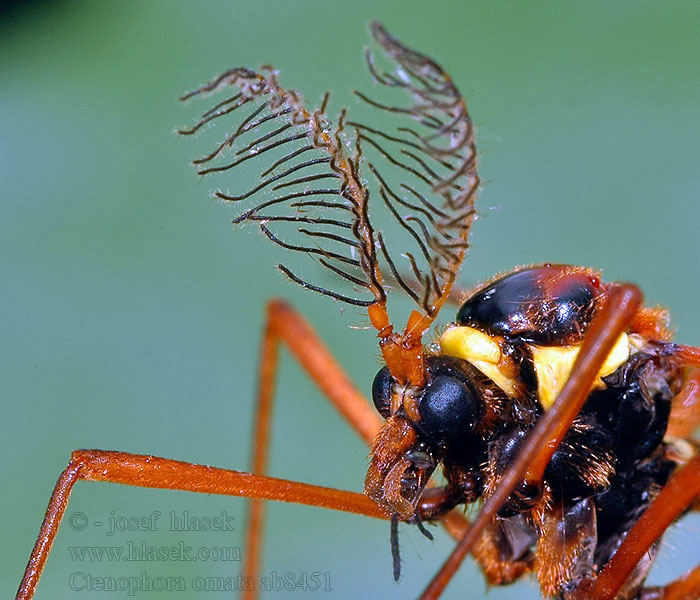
[647,564,700,600]
[574,454,700,600]
[419,283,644,600]
[668,367,700,438]
[15,449,388,600]
[243,299,383,599]
[674,344,700,368]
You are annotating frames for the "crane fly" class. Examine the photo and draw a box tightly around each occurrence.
[16,21,700,600]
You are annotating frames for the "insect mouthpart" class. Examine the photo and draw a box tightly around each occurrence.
[363,413,439,581]
[364,414,436,520]
[367,356,497,582]
[366,356,494,520]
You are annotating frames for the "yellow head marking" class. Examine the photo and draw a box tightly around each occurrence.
[532,333,630,410]
[440,326,519,397]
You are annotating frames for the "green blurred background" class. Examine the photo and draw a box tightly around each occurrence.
[3,2,700,599]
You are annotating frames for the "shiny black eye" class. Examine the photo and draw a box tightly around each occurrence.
[417,375,476,443]
[371,366,393,418]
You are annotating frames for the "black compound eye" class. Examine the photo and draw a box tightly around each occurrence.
[418,375,476,443]
[371,366,393,418]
